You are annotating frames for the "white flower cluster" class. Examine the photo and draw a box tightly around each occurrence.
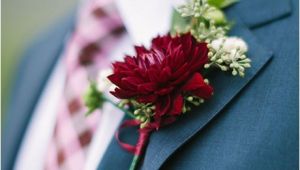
[204,37,251,77]
[177,0,228,43]
[175,0,251,77]
[177,0,214,18]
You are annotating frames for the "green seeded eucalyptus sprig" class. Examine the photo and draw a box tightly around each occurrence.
[174,0,251,77]
[130,100,155,128]
[178,0,215,18]
[190,19,228,43]
[175,0,230,43]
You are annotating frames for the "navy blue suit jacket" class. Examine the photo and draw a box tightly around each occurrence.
[3,0,299,169]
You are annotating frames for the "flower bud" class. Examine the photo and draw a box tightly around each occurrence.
[204,64,211,69]
[204,79,210,84]
[232,69,237,76]
[84,82,105,116]
[204,7,227,24]
[187,96,194,102]
[134,109,141,115]
[146,108,152,113]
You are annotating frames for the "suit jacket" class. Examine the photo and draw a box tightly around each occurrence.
[3,0,299,169]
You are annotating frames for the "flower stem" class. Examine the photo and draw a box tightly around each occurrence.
[129,155,140,170]
[102,96,135,119]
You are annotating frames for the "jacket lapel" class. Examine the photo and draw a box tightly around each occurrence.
[98,18,274,170]
[98,116,138,169]
[141,1,292,168]
[99,0,292,169]
[2,13,75,170]
[141,15,273,170]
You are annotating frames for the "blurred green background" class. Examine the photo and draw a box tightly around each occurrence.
[2,0,77,116]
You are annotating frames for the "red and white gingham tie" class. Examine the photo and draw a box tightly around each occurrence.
[45,0,124,169]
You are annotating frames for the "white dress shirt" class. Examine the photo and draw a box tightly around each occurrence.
[15,1,174,169]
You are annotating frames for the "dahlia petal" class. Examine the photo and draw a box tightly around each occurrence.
[121,77,145,90]
[135,46,149,55]
[159,67,172,82]
[169,94,183,115]
[169,45,184,68]
[151,34,171,50]
[155,95,171,116]
[182,73,206,91]
[137,56,149,69]
[137,94,157,103]
[156,86,174,96]
[109,33,211,103]
[122,77,143,84]
[193,85,214,99]
[190,44,208,69]
[152,49,165,64]
[134,68,148,80]
[138,82,157,92]
[172,70,190,85]
[110,88,137,99]
[124,55,137,65]
[107,74,121,85]
[119,70,135,77]
[148,68,160,82]
[182,34,192,53]
[182,73,213,99]
[113,61,129,70]
[172,63,189,79]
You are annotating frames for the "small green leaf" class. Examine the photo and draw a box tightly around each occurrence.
[170,9,191,35]
[208,0,238,9]
[84,82,105,116]
[203,7,227,24]
[220,0,239,8]
[207,0,224,8]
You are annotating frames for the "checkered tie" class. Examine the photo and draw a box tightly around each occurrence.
[45,0,124,169]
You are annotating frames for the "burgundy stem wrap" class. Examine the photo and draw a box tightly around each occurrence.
[116,117,177,156]
[115,120,154,156]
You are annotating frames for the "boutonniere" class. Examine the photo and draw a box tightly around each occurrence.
[84,0,251,169]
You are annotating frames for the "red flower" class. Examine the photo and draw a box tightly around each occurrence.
[108,33,213,124]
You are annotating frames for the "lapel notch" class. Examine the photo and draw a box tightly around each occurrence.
[230,0,292,28]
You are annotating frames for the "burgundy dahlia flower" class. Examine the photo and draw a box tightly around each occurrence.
[108,33,213,124]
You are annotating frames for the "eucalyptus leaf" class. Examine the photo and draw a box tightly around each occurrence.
[208,0,238,9]
[170,9,191,35]
[203,7,227,24]
[220,0,239,8]
[207,0,224,8]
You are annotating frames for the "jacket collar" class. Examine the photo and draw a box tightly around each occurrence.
[229,0,292,28]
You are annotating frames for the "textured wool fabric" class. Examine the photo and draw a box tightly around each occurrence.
[99,0,298,170]
[2,0,298,170]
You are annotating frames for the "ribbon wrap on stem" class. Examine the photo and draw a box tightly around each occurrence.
[115,119,154,156]
[115,117,176,170]
[115,117,177,155]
